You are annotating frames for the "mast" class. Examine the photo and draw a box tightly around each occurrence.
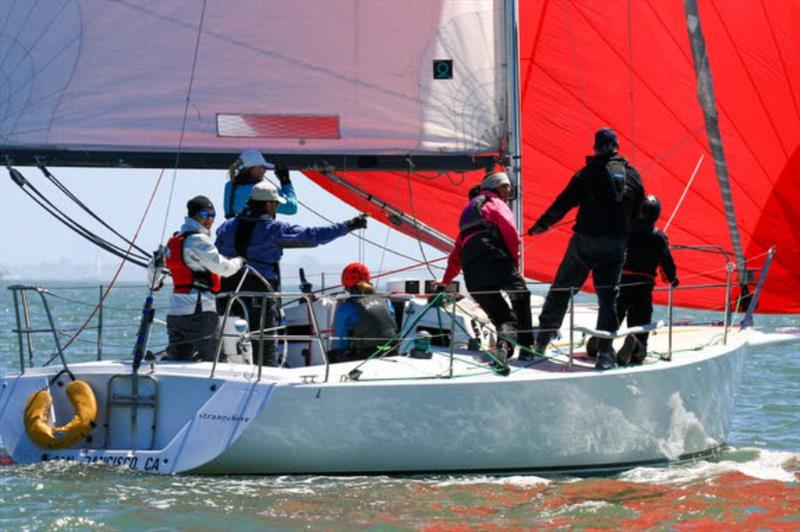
[504,0,524,263]
[683,0,748,292]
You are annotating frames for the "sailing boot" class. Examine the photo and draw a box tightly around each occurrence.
[490,340,511,376]
[595,351,616,370]
[616,335,640,366]
[585,336,599,358]
[630,335,647,365]
[521,329,551,361]
[519,341,546,362]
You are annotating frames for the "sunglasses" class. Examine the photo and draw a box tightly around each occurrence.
[198,210,216,219]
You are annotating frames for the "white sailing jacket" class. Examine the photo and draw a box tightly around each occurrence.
[166,217,243,316]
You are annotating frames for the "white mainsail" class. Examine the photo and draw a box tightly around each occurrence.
[1,0,504,166]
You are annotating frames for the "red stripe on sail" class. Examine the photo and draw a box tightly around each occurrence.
[217,114,340,139]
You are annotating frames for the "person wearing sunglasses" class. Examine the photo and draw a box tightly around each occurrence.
[164,195,245,362]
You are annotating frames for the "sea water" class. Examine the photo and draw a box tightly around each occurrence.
[1,281,797,530]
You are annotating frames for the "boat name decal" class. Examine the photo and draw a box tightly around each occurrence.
[42,455,163,472]
[198,412,250,423]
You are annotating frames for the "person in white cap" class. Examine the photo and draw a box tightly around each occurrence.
[437,170,532,374]
[215,181,368,366]
[223,148,298,219]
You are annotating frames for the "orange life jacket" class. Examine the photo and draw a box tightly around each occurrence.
[166,232,221,294]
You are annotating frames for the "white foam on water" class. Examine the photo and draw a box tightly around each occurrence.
[621,447,799,485]
[562,500,613,513]
[734,448,798,482]
[148,498,174,510]
[52,516,105,529]
[539,500,613,519]
[432,474,550,488]
[276,487,316,495]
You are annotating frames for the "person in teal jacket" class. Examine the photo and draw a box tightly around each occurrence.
[223,149,298,219]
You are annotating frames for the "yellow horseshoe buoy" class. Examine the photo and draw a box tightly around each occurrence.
[24,380,98,449]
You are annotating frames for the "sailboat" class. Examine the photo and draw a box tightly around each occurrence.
[1,0,797,475]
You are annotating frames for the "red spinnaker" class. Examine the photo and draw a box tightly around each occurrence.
[305,0,799,313]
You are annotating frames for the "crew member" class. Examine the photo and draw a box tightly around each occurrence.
[215,181,368,366]
[615,194,678,365]
[224,149,298,219]
[439,171,532,371]
[329,262,398,363]
[527,128,644,370]
[165,196,244,361]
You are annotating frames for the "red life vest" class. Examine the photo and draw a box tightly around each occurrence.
[166,232,221,294]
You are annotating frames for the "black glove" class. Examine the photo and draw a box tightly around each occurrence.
[345,213,368,231]
[275,163,291,186]
[527,222,547,236]
[670,278,680,288]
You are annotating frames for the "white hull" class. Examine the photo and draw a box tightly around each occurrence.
[0,326,748,475]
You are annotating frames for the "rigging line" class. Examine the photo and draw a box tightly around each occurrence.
[664,153,704,232]
[405,158,438,280]
[283,256,448,307]
[8,171,150,264]
[374,224,392,292]
[159,0,207,244]
[38,166,150,256]
[42,169,166,366]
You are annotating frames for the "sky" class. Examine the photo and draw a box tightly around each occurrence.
[0,166,446,286]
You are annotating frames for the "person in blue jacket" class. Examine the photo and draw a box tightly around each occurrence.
[215,181,368,366]
[224,149,298,219]
[329,262,398,363]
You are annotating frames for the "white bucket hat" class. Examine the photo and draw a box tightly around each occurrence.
[480,171,511,190]
[238,149,275,170]
[250,181,287,204]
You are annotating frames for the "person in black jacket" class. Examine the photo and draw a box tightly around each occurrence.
[614,194,678,365]
[527,128,644,370]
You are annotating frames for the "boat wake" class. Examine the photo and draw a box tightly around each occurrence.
[622,447,799,485]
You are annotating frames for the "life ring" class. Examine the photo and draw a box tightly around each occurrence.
[24,380,98,449]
